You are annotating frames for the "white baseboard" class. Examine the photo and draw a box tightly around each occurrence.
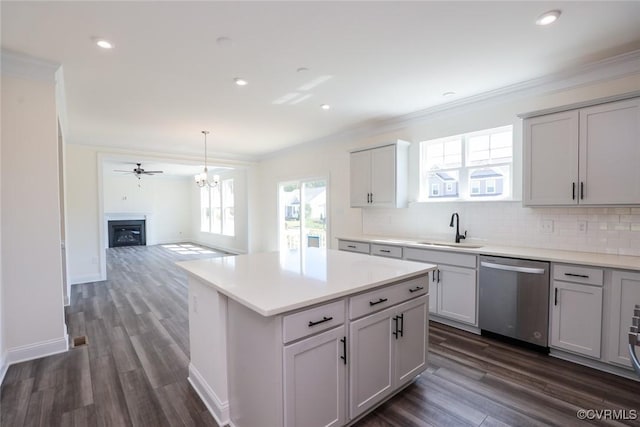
[188,363,230,426]
[189,239,244,255]
[430,316,481,335]
[70,274,104,285]
[6,335,69,366]
[550,348,640,381]
[0,351,8,385]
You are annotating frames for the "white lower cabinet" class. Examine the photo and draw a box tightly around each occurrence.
[607,270,640,367]
[550,280,603,358]
[436,265,477,325]
[284,326,347,427]
[349,295,428,419]
[404,247,477,326]
[227,274,431,427]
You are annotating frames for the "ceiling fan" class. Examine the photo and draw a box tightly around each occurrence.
[114,163,164,179]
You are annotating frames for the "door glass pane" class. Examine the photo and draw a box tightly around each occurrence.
[279,182,301,251]
[302,180,327,249]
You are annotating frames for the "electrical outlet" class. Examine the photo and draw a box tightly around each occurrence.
[577,220,587,234]
[540,219,554,233]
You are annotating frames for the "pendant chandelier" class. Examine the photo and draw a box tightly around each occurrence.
[194,130,220,188]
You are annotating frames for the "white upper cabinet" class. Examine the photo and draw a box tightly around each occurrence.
[524,111,579,205]
[350,141,409,208]
[523,96,640,206]
[579,99,640,205]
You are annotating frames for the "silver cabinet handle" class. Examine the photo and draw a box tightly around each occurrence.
[480,261,545,275]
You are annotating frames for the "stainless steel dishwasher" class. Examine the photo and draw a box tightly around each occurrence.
[479,256,550,349]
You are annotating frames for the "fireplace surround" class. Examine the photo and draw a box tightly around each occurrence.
[108,220,146,248]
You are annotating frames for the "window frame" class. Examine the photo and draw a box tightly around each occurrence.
[200,177,235,236]
[419,125,513,202]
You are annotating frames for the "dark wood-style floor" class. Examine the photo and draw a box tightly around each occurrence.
[2,244,639,427]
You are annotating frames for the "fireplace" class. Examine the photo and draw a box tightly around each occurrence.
[108,220,146,248]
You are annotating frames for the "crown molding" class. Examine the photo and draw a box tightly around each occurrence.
[1,49,60,82]
[261,49,640,160]
[378,49,640,130]
[68,142,258,168]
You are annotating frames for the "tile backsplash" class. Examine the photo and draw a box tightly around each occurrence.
[361,202,640,256]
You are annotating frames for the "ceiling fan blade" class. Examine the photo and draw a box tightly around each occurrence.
[142,170,163,174]
[113,169,134,173]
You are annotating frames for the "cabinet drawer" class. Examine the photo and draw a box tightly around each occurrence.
[404,247,476,268]
[553,264,603,286]
[283,300,345,343]
[338,240,370,254]
[349,275,428,320]
[371,244,402,258]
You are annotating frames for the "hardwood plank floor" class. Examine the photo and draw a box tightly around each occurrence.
[2,244,639,426]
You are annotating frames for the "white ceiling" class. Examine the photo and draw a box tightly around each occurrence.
[2,1,640,160]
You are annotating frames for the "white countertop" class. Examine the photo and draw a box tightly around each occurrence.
[339,235,640,271]
[176,248,435,317]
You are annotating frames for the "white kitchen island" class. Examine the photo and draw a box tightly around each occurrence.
[177,248,435,427]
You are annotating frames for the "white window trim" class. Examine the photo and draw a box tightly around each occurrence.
[201,178,235,236]
[278,176,330,252]
[419,125,513,202]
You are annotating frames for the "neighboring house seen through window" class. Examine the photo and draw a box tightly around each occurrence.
[420,125,513,201]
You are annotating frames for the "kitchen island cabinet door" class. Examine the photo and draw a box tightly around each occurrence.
[349,307,395,419]
[394,296,428,386]
[437,265,477,325]
[283,326,347,427]
[550,280,602,358]
[607,270,640,367]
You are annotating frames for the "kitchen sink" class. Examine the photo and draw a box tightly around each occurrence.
[418,241,484,249]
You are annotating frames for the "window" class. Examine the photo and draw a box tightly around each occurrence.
[200,178,235,236]
[279,178,328,251]
[420,125,512,201]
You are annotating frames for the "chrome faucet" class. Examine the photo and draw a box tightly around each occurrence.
[449,213,467,243]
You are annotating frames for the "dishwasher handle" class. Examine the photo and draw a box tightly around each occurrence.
[480,261,546,275]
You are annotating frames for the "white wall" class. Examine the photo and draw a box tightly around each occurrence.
[1,54,67,366]
[191,168,250,254]
[251,135,363,253]
[104,173,192,245]
[0,84,4,381]
[251,68,640,255]
[65,143,255,283]
[66,144,102,284]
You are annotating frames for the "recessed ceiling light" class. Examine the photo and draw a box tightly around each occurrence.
[216,36,234,47]
[536,10,561,26]
[320,104,331,110]
[95,39,113,49]
[234,78,248,86]
[442,91,456,98]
